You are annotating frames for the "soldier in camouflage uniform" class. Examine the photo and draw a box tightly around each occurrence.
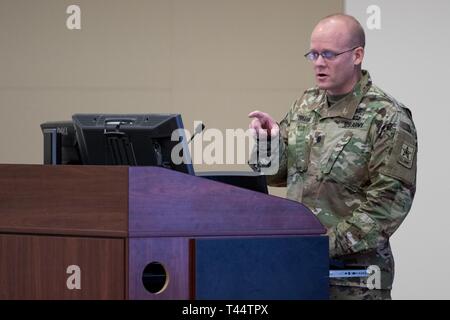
[249,14,417,300]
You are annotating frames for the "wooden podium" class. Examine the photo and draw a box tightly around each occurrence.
[0,164,328,300]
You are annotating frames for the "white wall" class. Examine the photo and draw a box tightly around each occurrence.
[346,0,450,299]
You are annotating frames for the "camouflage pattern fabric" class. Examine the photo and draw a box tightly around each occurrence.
[264,70,417,290]
[329,285,391,300]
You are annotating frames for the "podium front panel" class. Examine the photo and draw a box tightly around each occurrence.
[194,236,329,300]
[0,234,125,299]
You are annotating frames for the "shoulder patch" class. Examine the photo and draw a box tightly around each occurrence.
[380,127,417,185]
[398,141,415,169]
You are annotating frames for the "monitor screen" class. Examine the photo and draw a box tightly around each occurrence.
[71,113,194,175]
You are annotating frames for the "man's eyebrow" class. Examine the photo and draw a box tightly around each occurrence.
[309,47,336,52]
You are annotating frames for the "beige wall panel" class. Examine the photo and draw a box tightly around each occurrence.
[0,0,343,198]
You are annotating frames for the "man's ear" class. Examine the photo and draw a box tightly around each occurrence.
[353,47,365,66]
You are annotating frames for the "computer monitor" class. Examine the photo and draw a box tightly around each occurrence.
[40,121,82,165]
[40,116,269,193]
[71,113,194,175]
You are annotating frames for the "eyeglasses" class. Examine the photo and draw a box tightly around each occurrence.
[304,46,359,61]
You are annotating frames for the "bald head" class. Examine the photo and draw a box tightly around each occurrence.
[314,14,365,49]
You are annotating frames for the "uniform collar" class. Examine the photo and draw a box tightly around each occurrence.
[308,70,372,120]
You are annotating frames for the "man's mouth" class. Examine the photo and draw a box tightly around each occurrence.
[316,73,329,79]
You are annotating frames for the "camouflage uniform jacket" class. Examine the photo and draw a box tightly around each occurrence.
[267,70,417,289]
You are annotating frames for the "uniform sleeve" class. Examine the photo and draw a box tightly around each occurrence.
[249,101,297,187]
[265,114,289,187]
[328,106,417,258]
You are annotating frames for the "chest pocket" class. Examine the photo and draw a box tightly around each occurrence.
[288,121,312,174]
[321,131,353,174]
[320,131,370,192]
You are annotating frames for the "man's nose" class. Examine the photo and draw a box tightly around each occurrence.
[313,54,327,67]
